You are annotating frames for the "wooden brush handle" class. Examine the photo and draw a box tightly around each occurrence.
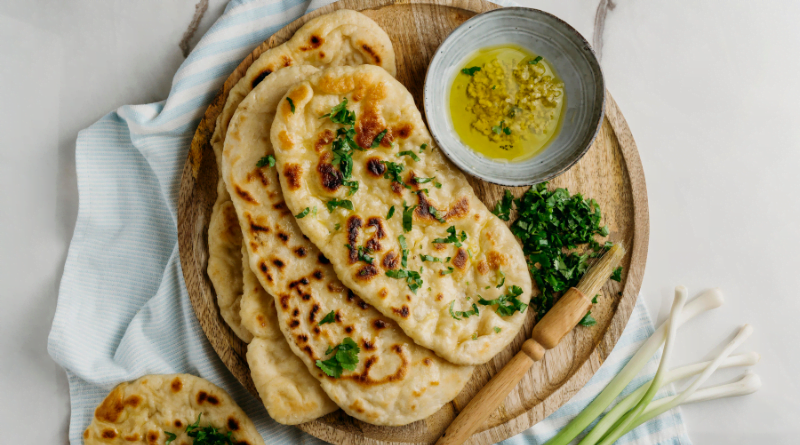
[436,288,591,445]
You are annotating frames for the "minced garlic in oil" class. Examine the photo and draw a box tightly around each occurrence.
[449,44,565,162]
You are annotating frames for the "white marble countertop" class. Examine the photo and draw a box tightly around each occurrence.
[1,0,798,443]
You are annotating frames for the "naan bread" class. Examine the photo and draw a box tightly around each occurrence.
[223,66,473,426]
[211,9,396,165]
[248,338,339,425]
[232,87,340,424]
[83,374,263,445]
[207,8,396,344]
[271,65,532,365]
[208,199,252,342]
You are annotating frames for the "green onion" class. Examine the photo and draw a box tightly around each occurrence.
[544,289,725,445]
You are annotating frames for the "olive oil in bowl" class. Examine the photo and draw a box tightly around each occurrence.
[449,44,566,163]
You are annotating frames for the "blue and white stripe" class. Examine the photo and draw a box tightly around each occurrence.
[47,1,690,443]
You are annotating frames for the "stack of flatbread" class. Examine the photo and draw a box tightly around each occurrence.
[208,9,532,427]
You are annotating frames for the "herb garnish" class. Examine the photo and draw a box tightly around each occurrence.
[493,326,502,333]
[478,285,528,317]
[414,176,436,184]
[428,206,447,223]
[493,190,514,221]
[509,182,616,318]
[165,413,235,445]
[496,270,505,288]
[402,202,417,232]
[461,66,481,76]
[492,120,512,135]
[440,267,454,275]
[256,155,275,168]
[326,198,354,212]
[449,300,480,320]
[398,235,409,268]
[346,244,374,264]
[286,97,295,113]
[611,266,623,282]
[397,150,421,161]
[420,143,428,151]
[529,56,543,65]
[421,254,450,263]
[322,99,364,195]
[316,337,360,378]
[381,161,413,189]
[319,310,336,325]
[321,98,355,124]
[385,268,423,293]
[578,295,600,327]
[371,129,388,148]
[433,226,467,247]
[295,207,310,219]
[387,205,395,219]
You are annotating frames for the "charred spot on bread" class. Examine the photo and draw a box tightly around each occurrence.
[315,129,335,152]
[234,185,257,203]
[393,123,413,139]
[251,69,271,88]
[366,157,385,177]
[366,217,386,239]
[356,264,378,281]
[283,163,302,190]
[452,248,469,270]
[317,158,343,191]
[445,197,470,221]
[392,305,410,318]
[382,251,398,269]
[361,43,381,64]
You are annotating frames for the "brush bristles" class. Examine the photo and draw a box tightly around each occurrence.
[576,243,626,298]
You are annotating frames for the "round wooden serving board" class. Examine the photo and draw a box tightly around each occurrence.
[177,0,649,443]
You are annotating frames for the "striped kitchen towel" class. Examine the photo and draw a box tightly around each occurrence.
[47,0,691,443]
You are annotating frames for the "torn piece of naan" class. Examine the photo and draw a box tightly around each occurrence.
[223,66,473,426]
[208,8,396,344]
[271,65,532,366]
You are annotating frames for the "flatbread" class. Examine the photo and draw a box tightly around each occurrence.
[208,198,252,342]
[248,337,339,425]
[223,66,473,426]
[271,65,533,365]
[236,101,339,424]
[83,374,263,445]
[207,8,396,344]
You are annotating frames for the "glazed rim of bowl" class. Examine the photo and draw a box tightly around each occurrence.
[423,7,606,187]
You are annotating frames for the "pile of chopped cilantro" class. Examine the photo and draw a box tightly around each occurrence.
[315,337,360,378]
[503,182,617,320]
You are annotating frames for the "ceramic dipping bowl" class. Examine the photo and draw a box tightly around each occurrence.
[423,7,605,186]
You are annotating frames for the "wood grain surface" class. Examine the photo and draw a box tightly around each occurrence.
[177,0,649,443]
